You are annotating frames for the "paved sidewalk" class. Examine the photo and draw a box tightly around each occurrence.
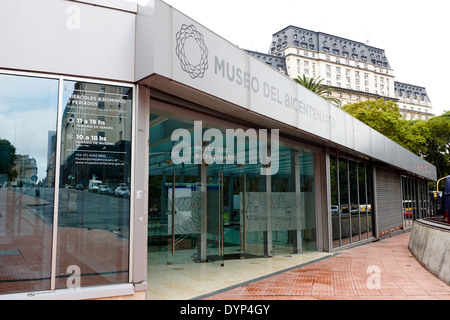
[204,232,450,300]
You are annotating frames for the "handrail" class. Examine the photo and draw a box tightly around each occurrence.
[436,176,448,192]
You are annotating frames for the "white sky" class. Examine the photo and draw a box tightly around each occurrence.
[163,0,449,116]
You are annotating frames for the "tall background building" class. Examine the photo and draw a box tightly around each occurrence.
[248,25,434,118]
[395,82,433,120]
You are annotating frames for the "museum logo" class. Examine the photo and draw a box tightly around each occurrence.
[176,24,209,79]
[170,121,280,176]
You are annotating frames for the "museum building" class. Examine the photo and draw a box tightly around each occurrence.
[0,0,436,300]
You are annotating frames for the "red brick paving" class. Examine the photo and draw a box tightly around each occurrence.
[0,189,128,295]
[205,233,450,300]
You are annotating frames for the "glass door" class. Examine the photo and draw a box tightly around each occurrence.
[166,167,202,265]
[206,163,267,262]
[206,166,241,262]
[242,168,269,258]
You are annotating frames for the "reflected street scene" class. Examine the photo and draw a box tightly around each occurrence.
[0,73,58,294]
[0,74,133,295]
[56,80,133,289]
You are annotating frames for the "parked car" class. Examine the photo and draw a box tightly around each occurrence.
[98,184,113,195]
[331,205,338,215]
[115,186,130,198]
[75,183,85,190]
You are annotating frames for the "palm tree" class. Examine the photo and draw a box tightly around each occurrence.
[293,75,341,107]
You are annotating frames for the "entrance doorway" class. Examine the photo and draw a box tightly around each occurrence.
[147,101,317,266]
[205,166,268,263]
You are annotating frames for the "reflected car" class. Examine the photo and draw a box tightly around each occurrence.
[114,186,130,198]
[403,208,413,218]
[331,205,339,215]
[98,185,114,195]
[75,183,85,190]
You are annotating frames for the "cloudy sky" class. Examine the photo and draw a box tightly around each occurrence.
[163,0,449,116]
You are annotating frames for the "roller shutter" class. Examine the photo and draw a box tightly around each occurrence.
[375,166,403,236]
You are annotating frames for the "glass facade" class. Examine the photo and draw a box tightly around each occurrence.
[148,103,316,266]
[330,153,374,249]
[56,80,133,289]
[0,74,58,294]
[0,71,434,298]
[0,73,133,295]
[402,176,431,226]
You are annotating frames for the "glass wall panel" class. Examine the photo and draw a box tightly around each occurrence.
[56,80,132,289]
[339,157,350,246]
[271,147,296,255]
[349,160,359,243]
[148,114,202,265]
[244,168,267,258]
[148,102,317,268]
[401,176,426,227]
[358,162,368,240]
[329,153,375,249]
[300,152,316,251]
[0,73,58,294]
[367,164,374,238]
[330,155,340,249]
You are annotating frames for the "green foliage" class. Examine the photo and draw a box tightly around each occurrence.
[293,75,341,107]
[422,112,450,179]
[342,99,428,153]
[0,139,18,180]
[342,99,450,178]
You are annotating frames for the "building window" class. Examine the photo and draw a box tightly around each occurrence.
[0,73,58,294]
[0,73,134,295]
[148,105,317,265]
[57,80,133,289]
[330,155,374,248]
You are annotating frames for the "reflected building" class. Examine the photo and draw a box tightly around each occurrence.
[46,131,57,188]
[60,81,132,188]
[13,154,38,187]
[395,82,434,120]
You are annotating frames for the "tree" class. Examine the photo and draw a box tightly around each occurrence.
[422,111,450,179]
[342,98,428,154]
[0,139,18,181]
[343,99,450,179]
[293,75,341,107]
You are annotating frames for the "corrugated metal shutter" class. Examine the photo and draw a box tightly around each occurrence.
[376,166,403,236]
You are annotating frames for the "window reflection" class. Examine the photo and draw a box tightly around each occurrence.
[330,153,374,249]
[339,157,350,246]
[0,73,58,294]
[148,105,317,266]
[401,176,429,227]
[55,80,133,289]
